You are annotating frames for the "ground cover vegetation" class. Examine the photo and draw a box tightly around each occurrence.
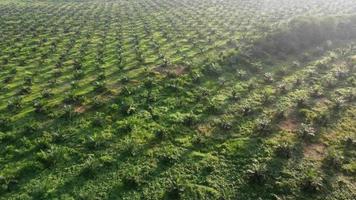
[0,0,355,199]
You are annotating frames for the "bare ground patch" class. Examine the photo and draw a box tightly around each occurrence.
[313,97,330,108]
[303,143,327,161]
[197,123,213,136]
[350,55,356,63]
[153,65,188,76]
[74,105,88,114]
[279,115,300,132]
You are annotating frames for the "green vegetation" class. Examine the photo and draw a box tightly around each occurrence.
[0,0,355,199]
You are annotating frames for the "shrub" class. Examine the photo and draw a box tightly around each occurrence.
[219,119,233,131]
[23,122,42,135]
[120,86,132,96]
[0,131,16,143]
[261,91,274,105]
[246,163,267,185]
[165,184,184,200]
[73,69,84,80]
[33,100,47,114]
[277,83,288,94]
[53,69,62,77]
[298,109,317,123]
[236,69,248,80]
[3,75,14,84]
[263,72,274,83]
[2,57,8,65]
[183,114,198,127]
[240,104,253,116]
[99,155,115,166]
[18,86,31,95]
[190,70,202,83]
[323,151,343,170]
[120,101,136,116]
[275,143,292,159]
[296,97,308,108]
[255,118,272,135]
[0,116,12,131]
[92,97,105,108]
[41,89,53,98]
[230,89,240,101]
[311,87,324,98]
[7,97,22,111]
[144,78,154,89]
[115,120,134,134]
[294,78,303,87]
[29,185,49,200]
[97,72,106,81]
[314,112,330,126]
[332,97,345,110]
[63,93,85,104]
[92,112,105,127]
[345,137,356,148]
[203,62,222,76]
[298,123,316,140]
[122,175,140,190]
[0,177,18,192]
[120,76,130,84]
[36,149,58,168]
[301,170,323,193]
[62,105,76,120]
[85,131,112,149]
[274,108,287,120]
[0,175,6,192]
[80,157,101,178]
[155,128,168,140]
[24,77,33,86]
[73,60,82,70]
[93,81,108,93]
[206,100,223,114]
[158,153,179,166]
[250,62,263,73]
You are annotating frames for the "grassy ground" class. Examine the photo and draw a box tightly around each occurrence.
[0,0,355,199]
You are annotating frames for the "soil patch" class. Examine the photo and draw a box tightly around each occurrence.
[154,65,188,76]
[303,143,326,161]
[279,116,299,132]
[74,105,87,113]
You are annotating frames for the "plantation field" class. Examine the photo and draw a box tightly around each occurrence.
[0,0,356,199]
